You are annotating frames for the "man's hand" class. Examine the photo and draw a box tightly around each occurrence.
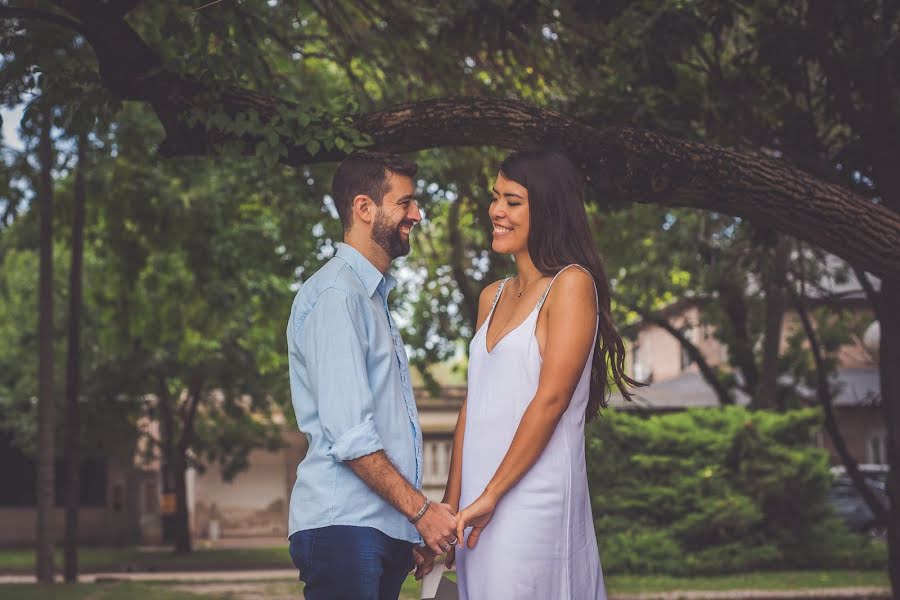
[440,495,459,570]
[444,545,456,569]
[414,501,459,555]
[411,545,436,580]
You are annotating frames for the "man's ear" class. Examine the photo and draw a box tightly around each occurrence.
[352,194,376,225]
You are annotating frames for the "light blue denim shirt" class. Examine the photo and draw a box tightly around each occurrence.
[286,243,423,543]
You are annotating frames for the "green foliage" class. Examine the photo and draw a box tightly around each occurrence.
[1,2,892,548]
[0,96,340,478]
[587,407,885,574]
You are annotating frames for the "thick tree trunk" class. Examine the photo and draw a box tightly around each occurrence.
[36,102,56,584]
[8,2,900,278]
[63,133,87,583]
[156,380,178,549]
[881,280,900,594]
[157,380,202,554]
[756,235,790,410]
[172,383,202,554]
[872,149,900,596]
[172,453,192,554]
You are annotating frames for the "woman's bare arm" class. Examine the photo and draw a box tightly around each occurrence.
[455,269,597,547]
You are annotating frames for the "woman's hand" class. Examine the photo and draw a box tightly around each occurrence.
[455,492,498,550]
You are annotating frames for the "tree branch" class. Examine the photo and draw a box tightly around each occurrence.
[634,306,734,406]
[788,284,888,522]
[39,0,900,281]
[853,265,883,323]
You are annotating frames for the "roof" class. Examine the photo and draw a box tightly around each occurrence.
[608,368,879,411]
[410,367,880,431]
[609,372,750,410]
[827,368,880,407]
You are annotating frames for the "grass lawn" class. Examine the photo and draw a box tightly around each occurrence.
[0,571,888,599]
[0,582,219,600]
[428,569,890,594]
[0,580,419,600]
[604,570,890,594]
[0,546,292,574]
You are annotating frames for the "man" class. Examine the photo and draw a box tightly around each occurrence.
[286,152,457,599]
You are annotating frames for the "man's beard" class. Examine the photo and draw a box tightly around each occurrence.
[372,210,411,259]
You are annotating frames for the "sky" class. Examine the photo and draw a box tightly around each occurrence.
[1,105,25,151]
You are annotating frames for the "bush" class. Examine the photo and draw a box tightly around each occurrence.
[587,406,886,575]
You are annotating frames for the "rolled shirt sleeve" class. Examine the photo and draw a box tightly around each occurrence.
[303,287,384,462]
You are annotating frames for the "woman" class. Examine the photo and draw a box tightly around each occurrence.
[442,150,639,599]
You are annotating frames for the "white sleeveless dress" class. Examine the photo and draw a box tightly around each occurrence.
[456,266,607,600]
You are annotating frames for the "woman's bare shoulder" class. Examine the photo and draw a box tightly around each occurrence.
[479,278,505,303]
[547,267,597,311]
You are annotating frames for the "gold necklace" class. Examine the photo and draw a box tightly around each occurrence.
[515,275,542,297]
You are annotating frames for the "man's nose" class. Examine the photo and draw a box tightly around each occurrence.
[408,201,422,223]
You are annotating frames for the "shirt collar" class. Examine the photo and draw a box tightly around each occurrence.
[336,243,394,298]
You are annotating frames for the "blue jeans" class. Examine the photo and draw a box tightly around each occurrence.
[288,525,415,600]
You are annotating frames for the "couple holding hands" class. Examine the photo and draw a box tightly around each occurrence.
[286,150,637,599]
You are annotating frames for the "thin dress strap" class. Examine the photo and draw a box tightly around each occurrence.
[535,264,599,313]
[488,277,512,316]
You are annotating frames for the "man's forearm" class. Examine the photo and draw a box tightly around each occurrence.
[346,450,425,519]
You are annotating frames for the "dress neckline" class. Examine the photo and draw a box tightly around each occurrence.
[479,265,597,355]
[482,278,544,354]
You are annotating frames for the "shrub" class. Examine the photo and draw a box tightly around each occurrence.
[587,406,885,574]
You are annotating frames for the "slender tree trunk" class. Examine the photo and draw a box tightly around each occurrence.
[172,453,192,553]
[790,287,887,520]
[63,132,87,583]
[36,102,56,584]
[172,383,202,554]
[156,379,178,549]
[157,380,201,553]
[717,277,759,396]
[756,235,790,410]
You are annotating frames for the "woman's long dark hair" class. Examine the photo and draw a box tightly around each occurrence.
[500,150,641,420]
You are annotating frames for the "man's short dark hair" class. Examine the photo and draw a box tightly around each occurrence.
[331,152,418,231]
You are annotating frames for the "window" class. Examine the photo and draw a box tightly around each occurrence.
[870,436,884,465]
[112,483,124,512]
[631,343,650,382]
[680,346,691,371]
[143,480,158,514]
[0,433,106,507]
